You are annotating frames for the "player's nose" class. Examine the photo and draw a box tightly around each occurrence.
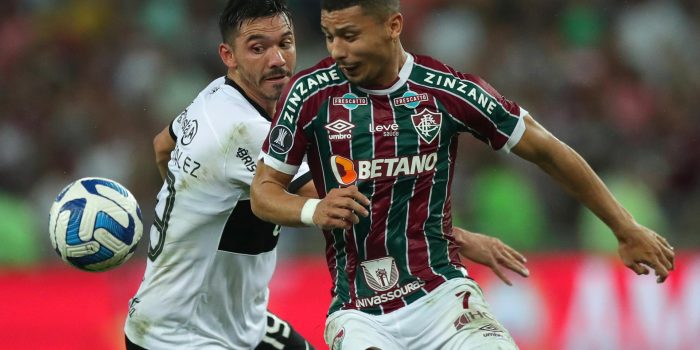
[329,39,347,61]
[268,47,287,67]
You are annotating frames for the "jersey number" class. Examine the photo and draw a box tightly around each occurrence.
[148,170,176,261]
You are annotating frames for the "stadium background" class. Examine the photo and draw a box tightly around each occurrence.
[1,0,698,349]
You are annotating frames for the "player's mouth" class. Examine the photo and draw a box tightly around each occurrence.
[262,69,291,83]
[340,63,360,75]
[265,76,288,84]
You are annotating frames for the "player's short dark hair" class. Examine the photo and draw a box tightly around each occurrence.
[219,0,292,43]
[321,0,400,22]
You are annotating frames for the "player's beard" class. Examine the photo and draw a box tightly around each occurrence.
[261,67,291,101]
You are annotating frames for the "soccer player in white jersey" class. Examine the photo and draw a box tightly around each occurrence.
[123,1,314,349]
[124,1,530,349]
[250,0,676,349]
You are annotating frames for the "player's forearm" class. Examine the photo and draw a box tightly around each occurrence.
[155,156,170,180]
[529,138,635,237]
[250,183,310,227]
[251,165,310,227]
[154,126,175,180]
[513,116,636,239]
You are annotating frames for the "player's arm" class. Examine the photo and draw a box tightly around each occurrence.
[512,115,675,282]
[454,227,529,286]
[291,179,319,198]
[153,125,176,180]
[251,161,370,230]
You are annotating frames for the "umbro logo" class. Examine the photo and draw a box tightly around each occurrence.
[325,120,354,141]
[479,324,503,332]
[325,120,354,133]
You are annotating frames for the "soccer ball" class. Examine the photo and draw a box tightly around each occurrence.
[48,177,143,272]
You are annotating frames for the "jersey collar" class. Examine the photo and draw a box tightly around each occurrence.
[357,52,414,95]
[224,76,272,121]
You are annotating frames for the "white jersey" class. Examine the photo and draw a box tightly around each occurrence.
[124,77,311,349]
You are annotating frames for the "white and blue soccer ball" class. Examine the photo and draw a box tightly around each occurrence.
[48,177,143,272]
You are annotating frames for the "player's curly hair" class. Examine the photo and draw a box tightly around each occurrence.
[321,0,400,22]
[219,0,292,43]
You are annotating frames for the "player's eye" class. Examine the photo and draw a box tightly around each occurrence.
[251,45,265,54]
[280,40,293,49]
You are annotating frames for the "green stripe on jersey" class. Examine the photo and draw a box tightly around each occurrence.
[391,175,428,305]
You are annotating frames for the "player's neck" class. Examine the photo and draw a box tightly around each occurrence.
[362,47,408,90]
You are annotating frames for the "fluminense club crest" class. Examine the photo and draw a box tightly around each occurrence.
[360,257,400,292]
[411,108,442,144]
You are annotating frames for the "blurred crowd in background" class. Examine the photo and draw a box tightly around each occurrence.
[1,0,699,266]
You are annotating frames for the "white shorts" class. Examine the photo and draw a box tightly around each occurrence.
[324,278,518,350]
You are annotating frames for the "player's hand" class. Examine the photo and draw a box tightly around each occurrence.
[454,227,529,286]
[313,186,370,230]
[616,224,675,283]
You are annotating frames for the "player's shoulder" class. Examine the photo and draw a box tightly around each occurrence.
[200,76,265,124]
[411,53,489,88]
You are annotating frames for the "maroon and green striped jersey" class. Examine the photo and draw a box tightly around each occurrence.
[262,53,527,316]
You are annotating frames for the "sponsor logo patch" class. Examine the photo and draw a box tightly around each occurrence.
[479,324,503,332]
[236,148,256,173]
[332,93,368,110]
[480,323,505,338]
[393,91,429,109]
[355,280,425,308]
[325,119,355,141]
[330,155,358,185]
[329,153,438,185]
[269,125,293,154]
[177,109,198,146]
[360,257,400,292]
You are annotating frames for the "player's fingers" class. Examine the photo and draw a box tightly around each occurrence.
[660,245,675,270]
[497,250,529,277]
[644,259,670,283]
[318,217,351,230]
[655,236,675,266]
[646,258,669,282]
[627,261,649,275]
[345,185,371,206]
[328,208,358,224]
[657,246,674,271]
[350,212,360,225]
[335,197,369,217]
[490,264,512,286]
[502,244,527,264]
[655,234,673,251]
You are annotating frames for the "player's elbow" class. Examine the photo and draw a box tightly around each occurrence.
[153,131,175,165]
[250,176,272,222]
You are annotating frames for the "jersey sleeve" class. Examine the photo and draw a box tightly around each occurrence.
[261,72,320,176]
[287,162,312,194]
[442,70,528,153]
[224,117,273,187]
[170,108,189,142]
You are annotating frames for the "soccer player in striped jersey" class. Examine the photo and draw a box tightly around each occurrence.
[124,1,527,349]
[251,0,676,349]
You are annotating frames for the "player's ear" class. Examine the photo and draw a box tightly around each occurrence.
[219,42,238,69]
[387,12,403,42]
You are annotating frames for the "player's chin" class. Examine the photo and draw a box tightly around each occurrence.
[264,86,286,101]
